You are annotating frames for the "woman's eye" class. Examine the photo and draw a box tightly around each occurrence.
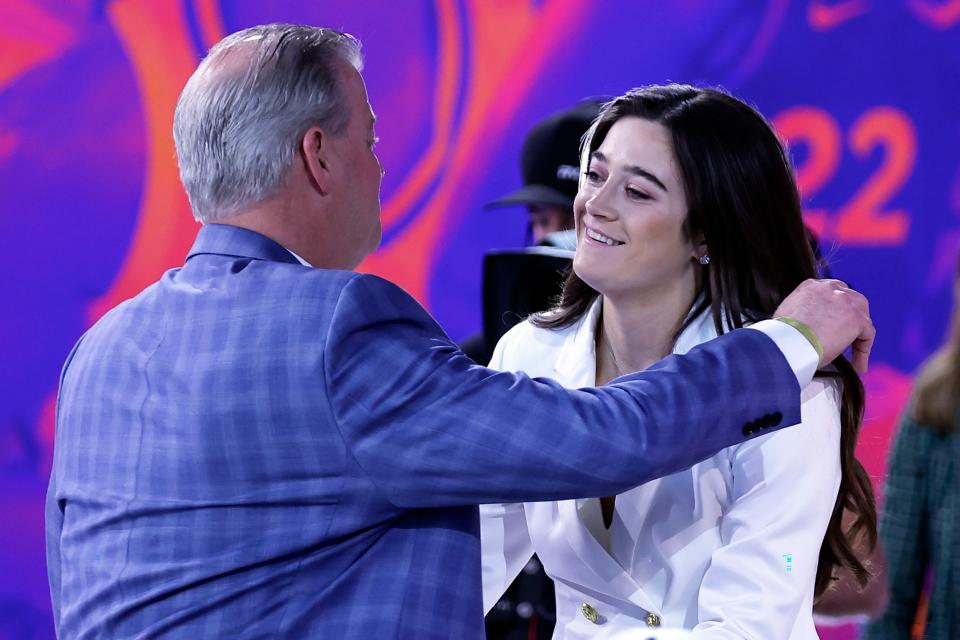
[583,170,603,183]
[626,186,651,201]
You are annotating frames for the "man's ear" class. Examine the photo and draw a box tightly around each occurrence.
[300,126,332,195]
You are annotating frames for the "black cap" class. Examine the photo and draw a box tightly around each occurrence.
[486,100,604,210]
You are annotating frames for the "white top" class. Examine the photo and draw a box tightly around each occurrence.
[481,299,841,639]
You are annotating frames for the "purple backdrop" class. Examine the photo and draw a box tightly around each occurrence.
[2,1,958,637]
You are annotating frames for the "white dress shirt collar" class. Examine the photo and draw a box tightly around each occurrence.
[285,248,312,267]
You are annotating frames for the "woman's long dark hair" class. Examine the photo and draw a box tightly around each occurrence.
[533,85,877,598]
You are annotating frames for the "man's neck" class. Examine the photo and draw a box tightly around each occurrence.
[213,198,355,270]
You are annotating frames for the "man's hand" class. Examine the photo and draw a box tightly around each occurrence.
[774,279,875,374]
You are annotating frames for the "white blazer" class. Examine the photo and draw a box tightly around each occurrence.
[481,299,842,639]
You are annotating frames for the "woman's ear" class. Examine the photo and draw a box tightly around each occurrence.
[692,232,708,262]
[300,126,331,195]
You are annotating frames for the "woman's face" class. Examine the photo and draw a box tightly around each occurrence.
[573,116,700,299]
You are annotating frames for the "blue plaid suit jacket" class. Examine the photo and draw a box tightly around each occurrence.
[47,224,801,638]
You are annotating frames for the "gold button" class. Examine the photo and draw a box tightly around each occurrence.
[645,612,661,628]
[580,602,600,624]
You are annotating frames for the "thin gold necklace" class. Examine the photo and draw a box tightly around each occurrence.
[598,326,626,380]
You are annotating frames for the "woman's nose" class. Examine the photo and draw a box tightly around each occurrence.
[585,190,616,220]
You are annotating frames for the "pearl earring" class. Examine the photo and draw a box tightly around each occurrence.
[699,254,711,266]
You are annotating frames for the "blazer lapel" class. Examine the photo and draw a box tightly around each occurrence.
[541,299,725,618]
[544,297,663,616]
[554,499,663,616]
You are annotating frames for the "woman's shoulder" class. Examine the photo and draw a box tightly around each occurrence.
[497,315,578,349]
[727,374,843,467]
[492,315,581,371]
[801,373,843,406]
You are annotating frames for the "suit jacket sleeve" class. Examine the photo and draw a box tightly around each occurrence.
[323,274,803,509]
[693,378,842,638]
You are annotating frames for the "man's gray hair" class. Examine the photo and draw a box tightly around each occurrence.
[174,24,363,222]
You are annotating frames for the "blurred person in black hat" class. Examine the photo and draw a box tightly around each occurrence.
[461,101,603,368]
[486,100,604,246]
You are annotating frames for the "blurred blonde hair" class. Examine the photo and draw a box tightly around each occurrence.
[912,265,960,433]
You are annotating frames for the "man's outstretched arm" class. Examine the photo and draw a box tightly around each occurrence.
[324,274,871,509]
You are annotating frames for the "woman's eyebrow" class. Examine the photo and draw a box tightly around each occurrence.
[590,150,668,192]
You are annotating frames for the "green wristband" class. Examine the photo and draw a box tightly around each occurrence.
[774,316,824,363]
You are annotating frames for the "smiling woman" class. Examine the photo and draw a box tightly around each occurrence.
[480,84,877,638]
[573,117,699,339]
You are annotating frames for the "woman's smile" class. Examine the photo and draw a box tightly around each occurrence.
[584,226,625,247]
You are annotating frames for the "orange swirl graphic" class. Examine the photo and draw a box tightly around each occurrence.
[361,0,592,306]
[87,1,202,323]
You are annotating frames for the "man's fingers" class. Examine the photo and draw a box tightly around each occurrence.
[777,277,874,374]
[850,321,876,375]
[851,340,869,375]
[835,284,873,374]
